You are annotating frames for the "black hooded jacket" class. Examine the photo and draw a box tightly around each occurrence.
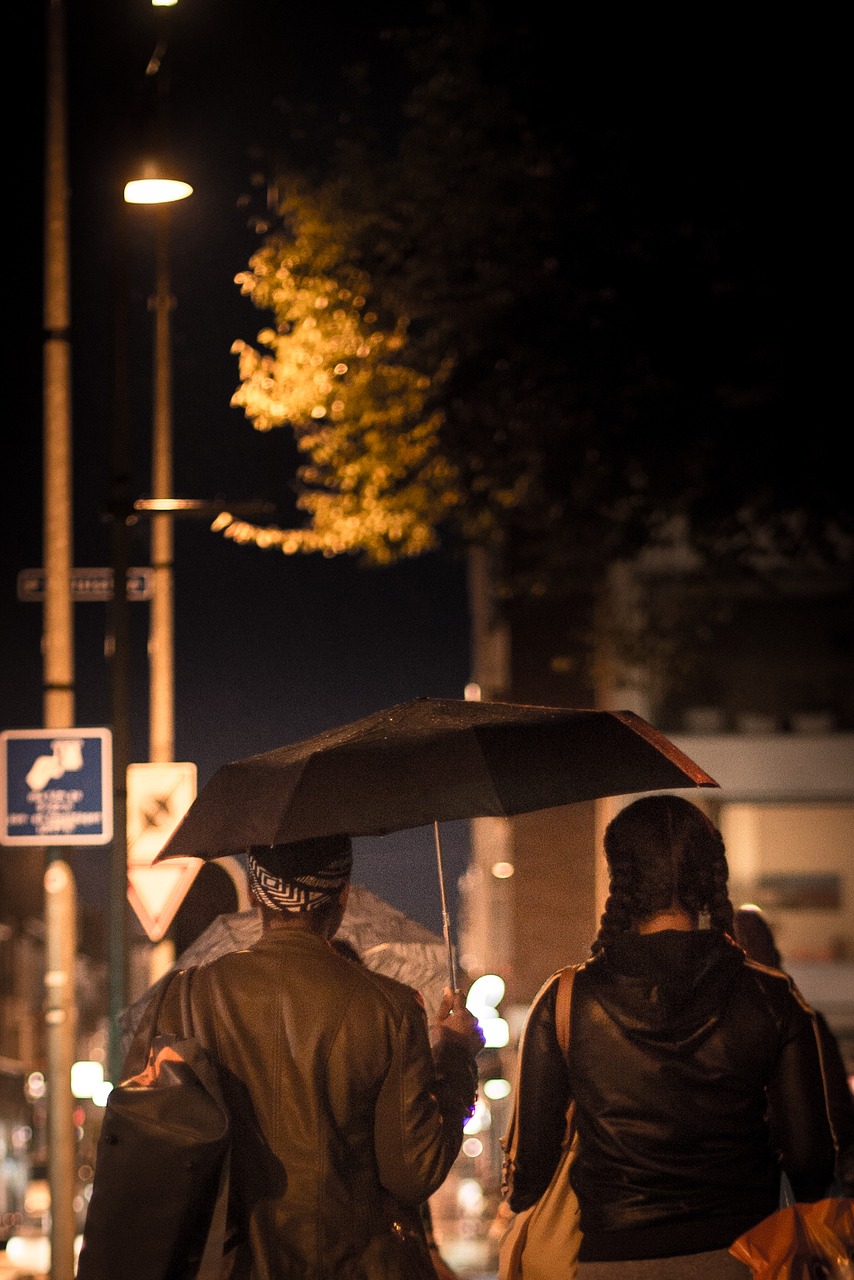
[505,930,837,1262]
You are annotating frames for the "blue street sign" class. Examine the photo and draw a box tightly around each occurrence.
[0,728,113,845]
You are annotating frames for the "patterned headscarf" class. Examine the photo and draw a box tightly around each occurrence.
[247,834,352,913]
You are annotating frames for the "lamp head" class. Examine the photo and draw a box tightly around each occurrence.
[124,161,192,205]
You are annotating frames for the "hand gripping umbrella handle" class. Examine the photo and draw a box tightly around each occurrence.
[434,821,458,993]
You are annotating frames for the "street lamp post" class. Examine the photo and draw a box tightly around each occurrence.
[102,174,192,1076]
[114,173,270,1020]
[44,1,77,1277]
[125,174,192,767]
[149,202,176,764]
[105,194,134,1087]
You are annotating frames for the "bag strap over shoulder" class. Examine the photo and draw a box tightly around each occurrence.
[178,965,196,1037]
[552,967,578,1146]
[121,969,179,1078]
[502,963,581,1169]
[121,966,200,1079]
[554,964,576,1061]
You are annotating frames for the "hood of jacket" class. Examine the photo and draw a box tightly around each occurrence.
[591,928,745,1053]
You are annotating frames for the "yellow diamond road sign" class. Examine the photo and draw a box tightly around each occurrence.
[127,762,199,942]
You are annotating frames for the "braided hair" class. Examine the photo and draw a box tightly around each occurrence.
[591,794,733,956]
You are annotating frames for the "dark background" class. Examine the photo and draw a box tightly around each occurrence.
[5,0,473,937]
[4,2,838,938]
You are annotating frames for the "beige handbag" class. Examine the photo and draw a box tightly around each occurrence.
[499,964,582,1280]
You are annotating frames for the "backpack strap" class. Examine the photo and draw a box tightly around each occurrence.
[554,964,576,1061]
[501,963,580,1178]
[553,966,578,1147]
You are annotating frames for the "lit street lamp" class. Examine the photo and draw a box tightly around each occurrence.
[106,173,274,1080]
[124,171,193,766]
[103,171,192,1085]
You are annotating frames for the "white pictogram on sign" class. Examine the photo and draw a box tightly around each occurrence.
[26,738,85,791]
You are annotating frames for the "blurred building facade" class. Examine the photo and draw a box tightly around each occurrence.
[459,551,854,999]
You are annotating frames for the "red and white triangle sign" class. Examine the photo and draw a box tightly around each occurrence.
[126,762,201,942]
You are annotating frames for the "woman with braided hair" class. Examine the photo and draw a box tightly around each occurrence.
[502,794,837,1278]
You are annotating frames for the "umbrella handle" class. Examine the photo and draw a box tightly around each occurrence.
[434,822,458,993]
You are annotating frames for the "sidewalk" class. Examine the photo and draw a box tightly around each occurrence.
[0,1246,496,1280]
[0,1227,501,1280]
[437,1233,499,1280]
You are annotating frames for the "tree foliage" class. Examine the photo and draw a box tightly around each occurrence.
[226,182,459,561]
[222,2,850,671]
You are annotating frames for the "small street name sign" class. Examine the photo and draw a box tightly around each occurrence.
[17,567,154,603]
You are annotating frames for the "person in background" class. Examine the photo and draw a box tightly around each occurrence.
[732,903,854,1197]
[503,794,837,1279]
[116,834,484,1278]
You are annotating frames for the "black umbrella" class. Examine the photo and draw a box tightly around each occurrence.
[156,697,718,987]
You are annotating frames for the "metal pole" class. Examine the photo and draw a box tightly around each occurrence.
[43,1,78,1276]
[44,862,77,1280]
[43,0,74,732]
[107,201,133,1086]
[149,203,175,765]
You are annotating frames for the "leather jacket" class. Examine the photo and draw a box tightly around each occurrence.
[504,930,837,1262]
[131,928,478,1279]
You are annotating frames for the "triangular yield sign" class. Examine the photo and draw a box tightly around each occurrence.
[125,761,200,940]
[127,859,202,942]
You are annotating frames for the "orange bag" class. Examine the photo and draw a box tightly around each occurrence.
[729,1197,854,1279]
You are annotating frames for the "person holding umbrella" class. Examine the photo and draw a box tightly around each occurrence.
[120,832,485,1279]
[502,794,837,1278]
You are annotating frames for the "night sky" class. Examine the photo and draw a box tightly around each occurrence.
[5,0,481,936]
[5,2,834,936]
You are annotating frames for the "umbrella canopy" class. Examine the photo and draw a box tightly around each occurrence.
[118,883,454,1052]
[339,883,452,1022]
[155,697,718,863]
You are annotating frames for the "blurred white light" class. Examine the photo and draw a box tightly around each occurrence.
[461,1137,483,1159]
[467,974,508,1047]
[491,860,514,879]
[467,974,505,1009]
[463,1098,492,1135]
[25,1071,46,1101]
[92,1080,114,1108]
[457,1177,486,1213]
[463,683,482,701]
[482,1016,510,1048]
[483,1077,512,1100]
[124,178,193,205]
[71,1060,104,1100]
[6,1235,51,1273]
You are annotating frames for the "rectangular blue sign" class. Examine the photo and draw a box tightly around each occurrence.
[0,728,113,845]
